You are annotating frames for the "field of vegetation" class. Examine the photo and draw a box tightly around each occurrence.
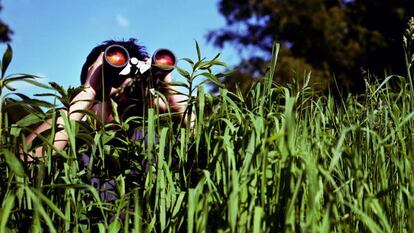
[1,25,414,232]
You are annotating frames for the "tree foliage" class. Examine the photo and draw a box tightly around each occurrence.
[208,0,414,92]
[0,1,12,43]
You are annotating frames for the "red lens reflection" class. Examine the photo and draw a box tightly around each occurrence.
[154,50,175,67]
[106,51,127,66]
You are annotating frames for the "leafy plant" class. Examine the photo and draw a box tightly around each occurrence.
[0,28,414,233]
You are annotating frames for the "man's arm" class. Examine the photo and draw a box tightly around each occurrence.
[22,86,96,160]
[155,73,195,127]
[21,54,105,161]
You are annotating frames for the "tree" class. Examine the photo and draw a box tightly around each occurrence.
[208,0,414,92]
[0,1,12,42]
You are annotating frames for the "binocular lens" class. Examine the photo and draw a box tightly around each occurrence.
[153,49,176,68]
[104,45,129,67]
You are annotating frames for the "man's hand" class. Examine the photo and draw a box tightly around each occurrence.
[84,52,134,100]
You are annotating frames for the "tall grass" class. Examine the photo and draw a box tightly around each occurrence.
[1,21,414,232]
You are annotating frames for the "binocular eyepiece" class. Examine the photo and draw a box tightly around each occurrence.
[103,44,176,79]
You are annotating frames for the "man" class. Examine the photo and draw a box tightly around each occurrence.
[22,38,188,161]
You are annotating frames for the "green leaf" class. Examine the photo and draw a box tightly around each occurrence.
[108,220,121,233]
[180,57,195,65]
[1,149,26,177]
[172,192,186,217]
[31,188,68,221]
[49,82,66,97]
[25,187,57,233]
[4,73,36,83]
[195,40,201,61]
[267,43,280,91]
[8,93,55,109]
[210,59,226,67]
[20,78,52,90]
[197,61,212,70]
[207,53,226,67]
[98,223,106,233]
[215,70,233,79]
[253,207,263,233]
[15,113,44,127]
[1,44,12,78]
[176,66,191,80]
[199,72,224,88]
[0,193,15,233]
[167,81,190,89]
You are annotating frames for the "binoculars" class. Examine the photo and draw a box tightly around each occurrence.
[103,44,176,83]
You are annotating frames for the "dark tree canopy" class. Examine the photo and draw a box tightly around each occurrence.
[208,0,414,92]
[0,1,12,43]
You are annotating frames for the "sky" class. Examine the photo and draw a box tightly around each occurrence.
[0,0,238,96]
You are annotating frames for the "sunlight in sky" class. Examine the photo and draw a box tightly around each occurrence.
[1,0,238,95]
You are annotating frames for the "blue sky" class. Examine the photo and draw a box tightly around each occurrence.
[1,0,238,95]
